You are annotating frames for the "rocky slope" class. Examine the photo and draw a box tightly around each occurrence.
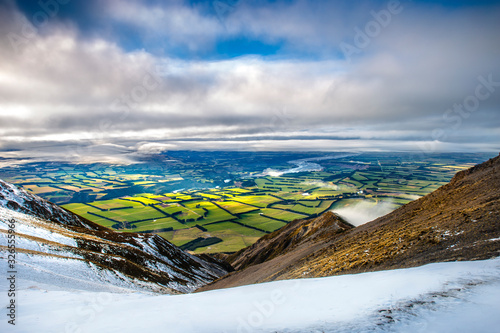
[228,211,353,271]
[0,180,229,294]
[0,179,99,229]
[199,153,500,291]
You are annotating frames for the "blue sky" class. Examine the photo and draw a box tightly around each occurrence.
[0,0,499,163]
[12,0,499,59]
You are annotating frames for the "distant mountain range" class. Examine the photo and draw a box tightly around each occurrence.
[199,153,500,291]
[0,179,229,294]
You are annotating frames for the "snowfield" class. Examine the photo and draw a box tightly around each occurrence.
[0,208,78,248]
[1,257,499,333]
[0,205,229,295]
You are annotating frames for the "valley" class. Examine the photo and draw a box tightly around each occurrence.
[0,152,499,333]
[0,152,491,253]
[1,1,499,331]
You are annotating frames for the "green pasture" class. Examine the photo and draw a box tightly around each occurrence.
[238,212,287,232]
[231,195,282,208]
[260,208,307,222]
[218,201,259,215]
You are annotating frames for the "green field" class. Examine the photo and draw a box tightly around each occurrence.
[232,195,282,208]
[260,208,308,222]
[238,213,287,232]
[217,201,259,215]
[126,217,183,233]
[2,152,489,253]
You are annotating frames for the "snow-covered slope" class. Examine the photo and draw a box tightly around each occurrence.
[1,257,499,332]
[0,179,98,229]
[0,180,229,295]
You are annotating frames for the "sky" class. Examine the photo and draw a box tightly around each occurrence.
[0,0,499,163]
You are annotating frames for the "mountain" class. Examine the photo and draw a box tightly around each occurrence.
[199,153,500,291]
[228,211,353,271]
[0,179,99,229]
[4,258,500,332]
[0,179,229,294]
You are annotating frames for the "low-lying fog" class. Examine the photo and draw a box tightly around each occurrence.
[332,200,397,227]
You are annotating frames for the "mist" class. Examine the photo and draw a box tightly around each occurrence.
[332,200,396,227]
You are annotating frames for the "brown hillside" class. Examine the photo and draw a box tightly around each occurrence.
[228,211,353,271]
[198,153,500,292]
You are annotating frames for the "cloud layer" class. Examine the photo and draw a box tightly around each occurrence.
[0,0,499,161]
[332,199,397,227]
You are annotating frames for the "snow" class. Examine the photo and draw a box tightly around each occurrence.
[0,208,78,248]
[132,237,225,287]
[0,206,225,295]
[0,179,94,229]
[0,251,174,295]
[0,180,26,208]
[1,179,498,331]
[1,257,499,333]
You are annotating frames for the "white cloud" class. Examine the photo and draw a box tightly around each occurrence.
[105,0,222,52]
[333,199,396,226]
[0,1,498,157]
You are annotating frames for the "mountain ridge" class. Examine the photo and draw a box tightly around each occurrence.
[0,180,229,294]
[228,211,353,271]
[198,153,500,292]
[0,179,101,230]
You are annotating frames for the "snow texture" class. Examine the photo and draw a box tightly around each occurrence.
[0,207,221,294]
[0,202,226,295]
[1,257,499,333]
[0,179,95,229]
[0,208,78,248]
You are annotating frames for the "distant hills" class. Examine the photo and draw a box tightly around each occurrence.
[199,153,500,291]
[0,179,229,294]
[1,153,499,295]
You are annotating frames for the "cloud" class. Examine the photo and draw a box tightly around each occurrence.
[0,1,499,158]
[332,199,396,226]
[135,142,178,154]
[104,0,223,54]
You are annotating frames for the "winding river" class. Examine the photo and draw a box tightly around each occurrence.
[257,153,361,177]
